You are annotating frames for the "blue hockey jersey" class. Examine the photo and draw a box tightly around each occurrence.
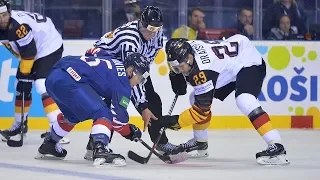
[48,55,131,123]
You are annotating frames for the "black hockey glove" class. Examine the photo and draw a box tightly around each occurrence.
[169,72,187,95]
[158,115,181,131]
[123,124,142,141]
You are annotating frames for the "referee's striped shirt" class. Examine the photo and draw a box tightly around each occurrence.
[94,20,163,109]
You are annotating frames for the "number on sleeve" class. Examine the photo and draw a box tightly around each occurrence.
[80,56,113,69]
[211,42,239,59]
[15,25,29,38]
[193,71,207,86]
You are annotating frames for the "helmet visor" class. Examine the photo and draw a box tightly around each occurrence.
[133,69,150,85]
[146,24,162,32]
[167,59,189,74]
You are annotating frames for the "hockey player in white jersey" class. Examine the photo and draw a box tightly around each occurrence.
[160,35,290,165]
[0,0,69,144]
[84,6,186,160]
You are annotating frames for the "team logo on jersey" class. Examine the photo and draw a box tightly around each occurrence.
[119,96,130,109]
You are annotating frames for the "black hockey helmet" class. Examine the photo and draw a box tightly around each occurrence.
[140,6,163,32]
[165,38,194,74]
[0,0,10,13]
[124,53,150,84]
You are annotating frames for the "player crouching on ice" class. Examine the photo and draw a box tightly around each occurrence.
[161,35,290,165]
[35,51,150,167]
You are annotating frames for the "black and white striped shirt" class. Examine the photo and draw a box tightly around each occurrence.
[94,20,163,110]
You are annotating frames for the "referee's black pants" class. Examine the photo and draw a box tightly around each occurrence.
[138,77,168,144]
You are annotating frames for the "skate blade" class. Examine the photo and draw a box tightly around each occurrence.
[34,153,66,160]
[257,154,290,165]
[93,158,126,167]
[169,152,189,163]
[84,150,93,161]
[188,150,209,158]
[1,134,27,142]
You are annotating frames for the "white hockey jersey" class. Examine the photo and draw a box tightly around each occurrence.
[188,34,262,90]
[0,10,62,61]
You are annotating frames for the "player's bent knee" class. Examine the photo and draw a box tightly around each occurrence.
[236,93,261,116]
[35,78,47,95]
[92,106,113,123]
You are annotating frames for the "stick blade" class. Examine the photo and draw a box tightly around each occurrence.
[128,151,147,164]
[168,152,189,164]
[7,135,23,147]
[7,140,23,147]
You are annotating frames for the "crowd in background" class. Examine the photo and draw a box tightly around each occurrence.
[11,0,320,41]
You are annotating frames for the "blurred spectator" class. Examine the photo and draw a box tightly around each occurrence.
[266,15,298,40]
[171,7,206,40]
[263,0,307,38]
[112,0,141,30]
[236,7,254,39]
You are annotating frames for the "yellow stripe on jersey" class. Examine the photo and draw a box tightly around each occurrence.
[20,59,34,74]
[178,105,212,128]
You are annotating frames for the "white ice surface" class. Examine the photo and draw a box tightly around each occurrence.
[0,130,319,180]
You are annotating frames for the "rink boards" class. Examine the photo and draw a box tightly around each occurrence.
[0,40,319,130]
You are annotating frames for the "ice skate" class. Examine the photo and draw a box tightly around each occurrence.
[35,139,67,160]
[41,132,70,144]
[1,119,28,142]
[84,136,94,161]
[156,142,182,155]
[179,138,209,158]
[256,143,290,165]
[92,142,126,167]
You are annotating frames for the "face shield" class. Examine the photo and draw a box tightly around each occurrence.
[139,23,162,40]
[168,55,194,76]
[132,68,150,85]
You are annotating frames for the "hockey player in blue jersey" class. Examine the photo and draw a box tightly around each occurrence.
[35,51,150,167]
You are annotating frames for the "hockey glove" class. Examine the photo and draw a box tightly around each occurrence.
[158,115,181,131]
[16,71,34,92]
[169,71,187,95]
[123,124,142,141]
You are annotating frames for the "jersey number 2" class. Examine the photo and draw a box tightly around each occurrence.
[211,42,239,59]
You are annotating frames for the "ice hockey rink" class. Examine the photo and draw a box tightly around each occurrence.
[0,130,319,180]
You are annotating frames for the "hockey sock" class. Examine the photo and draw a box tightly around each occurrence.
[236,93,281,145]
[91,118,113,146]
[251,112,281,144]
[50,113,74,143]
[14,92,31,123]
[42,93,62,127]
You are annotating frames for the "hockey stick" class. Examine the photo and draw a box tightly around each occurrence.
[128,138,172,164]
[128,94,188,164]
[7,90,25,147]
